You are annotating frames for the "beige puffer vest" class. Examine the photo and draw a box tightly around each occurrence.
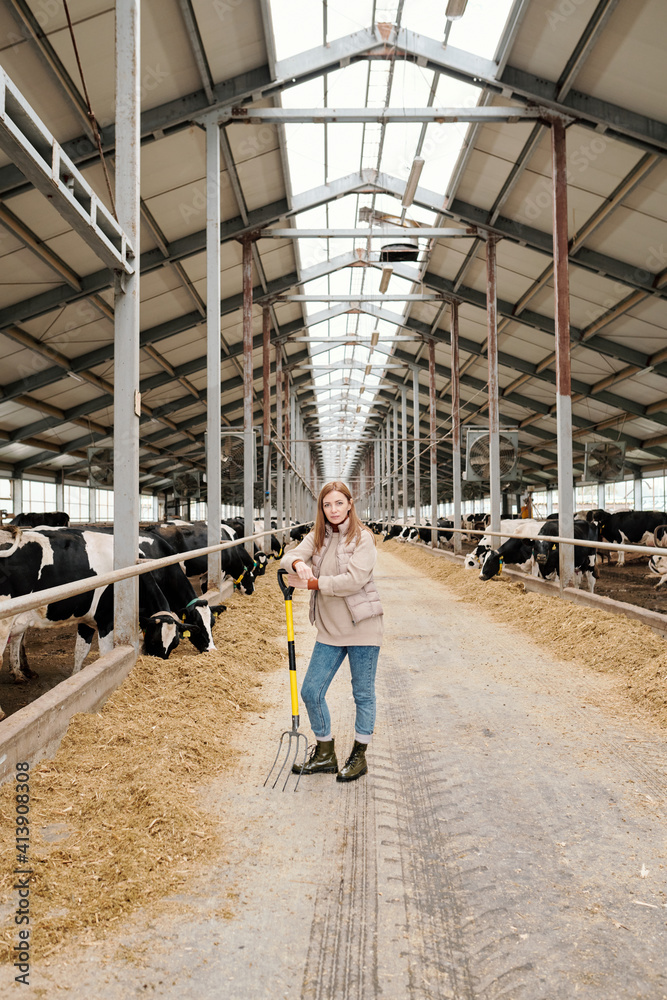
[309,521,383,627]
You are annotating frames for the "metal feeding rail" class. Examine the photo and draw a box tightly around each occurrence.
[407,523,667,560]
[0,524,307,622]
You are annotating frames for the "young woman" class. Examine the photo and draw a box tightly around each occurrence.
[280,480,383,782]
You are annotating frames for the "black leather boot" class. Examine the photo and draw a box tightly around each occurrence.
[336,740,368,782]
[292,739,338,775]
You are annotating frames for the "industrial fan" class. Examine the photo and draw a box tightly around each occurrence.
[172,471,200,499]
[464,429,519,482]
[583,442,625,482]
[220,431,256,483]
[88,447,114,488]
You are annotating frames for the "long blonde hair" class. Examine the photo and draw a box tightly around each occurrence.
[312,480,372,551]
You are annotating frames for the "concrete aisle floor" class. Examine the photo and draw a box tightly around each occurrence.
[4,547,667,999]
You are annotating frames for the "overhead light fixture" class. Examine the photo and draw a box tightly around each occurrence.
[371,330,380,347]
[401,157,425,207]
[364,364,372,377]
[445,0,468,18]
[67,371,83,382]
[379,266,393,293]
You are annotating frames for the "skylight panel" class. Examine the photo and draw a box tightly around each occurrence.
[326,124,364,182]
[284,124,325,194]
[269,0,322,60]
[447,0,516,58]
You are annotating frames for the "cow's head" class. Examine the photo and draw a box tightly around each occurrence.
[141,611,188,659]
[253,551,269,576]
[180,599,226,652]
[534,538,557,569]
[464,541,489,569]
[270,536,284,559]
[479,549,502,581]
[234,568,255,595]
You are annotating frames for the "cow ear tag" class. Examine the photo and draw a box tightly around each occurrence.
[183,630,191,638]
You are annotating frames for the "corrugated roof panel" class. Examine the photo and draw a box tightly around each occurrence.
[582,206,667,274]
[572,0,667,121]
[454,149,515,213]
[238,149,287,211]
[195,0,267,82]
[508,0,599,83]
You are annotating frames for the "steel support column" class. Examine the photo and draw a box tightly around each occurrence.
[275,344,284,527]
[413,368,421,524]
[486,235,501,535]
[241,235,255,553]
[113,0,140,649]
[12,478,22,517]
[206,121,222,588]
[283,370,291,527]
[374,438,380,519]
[262,305,272,535]
[385,418,391,525]
[552,120,574,588]
[401,387,408,519]
[393,401,399,522]
[379,424,386,527]
[451,302,462,554]
[429,338,438,546]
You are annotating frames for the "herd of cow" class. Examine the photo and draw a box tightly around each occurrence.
[0,512,291,721]
[3,506,667,724]
[380,509,667,592]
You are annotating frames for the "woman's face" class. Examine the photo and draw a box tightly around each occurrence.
[322,490,352,525]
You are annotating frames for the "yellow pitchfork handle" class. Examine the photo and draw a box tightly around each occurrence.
[277,569,300,725]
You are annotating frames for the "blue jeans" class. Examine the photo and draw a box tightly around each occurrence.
[300,642,380,740]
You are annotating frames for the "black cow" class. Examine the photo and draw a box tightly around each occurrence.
[384,523,404,541]
[479,536,534,581]
[0,528,195,719]
[10,511,69,527]
[595,510,665,566]
[223,518,274,572]
[68,526,225,659]
[150,521,255,594]
[290,523,312,543]
[533,519,599,591]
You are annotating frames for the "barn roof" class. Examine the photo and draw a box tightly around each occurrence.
[0,0,665,499]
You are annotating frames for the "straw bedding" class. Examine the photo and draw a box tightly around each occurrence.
[0,563,286,961]
[387,541,667,727]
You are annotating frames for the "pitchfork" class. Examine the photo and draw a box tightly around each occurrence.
[264,568,308,790]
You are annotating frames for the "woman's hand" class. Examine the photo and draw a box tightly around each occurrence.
[293,560,314,581]
[286,574,309,589]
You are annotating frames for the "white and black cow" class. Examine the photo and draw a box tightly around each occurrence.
[69,526,225,658]
[150,521,256,594]
[411,520,453,547]
[532,519,599,592]
[464,519,543,569]
[596,510,666,566]
[645,523,667,587]
[478,535,535,581]
[10,511,70,527]
[0,528,204,720]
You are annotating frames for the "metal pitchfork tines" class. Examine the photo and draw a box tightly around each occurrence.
[264,568,308,791]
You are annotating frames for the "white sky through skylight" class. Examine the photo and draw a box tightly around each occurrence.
[268,0,515,482]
